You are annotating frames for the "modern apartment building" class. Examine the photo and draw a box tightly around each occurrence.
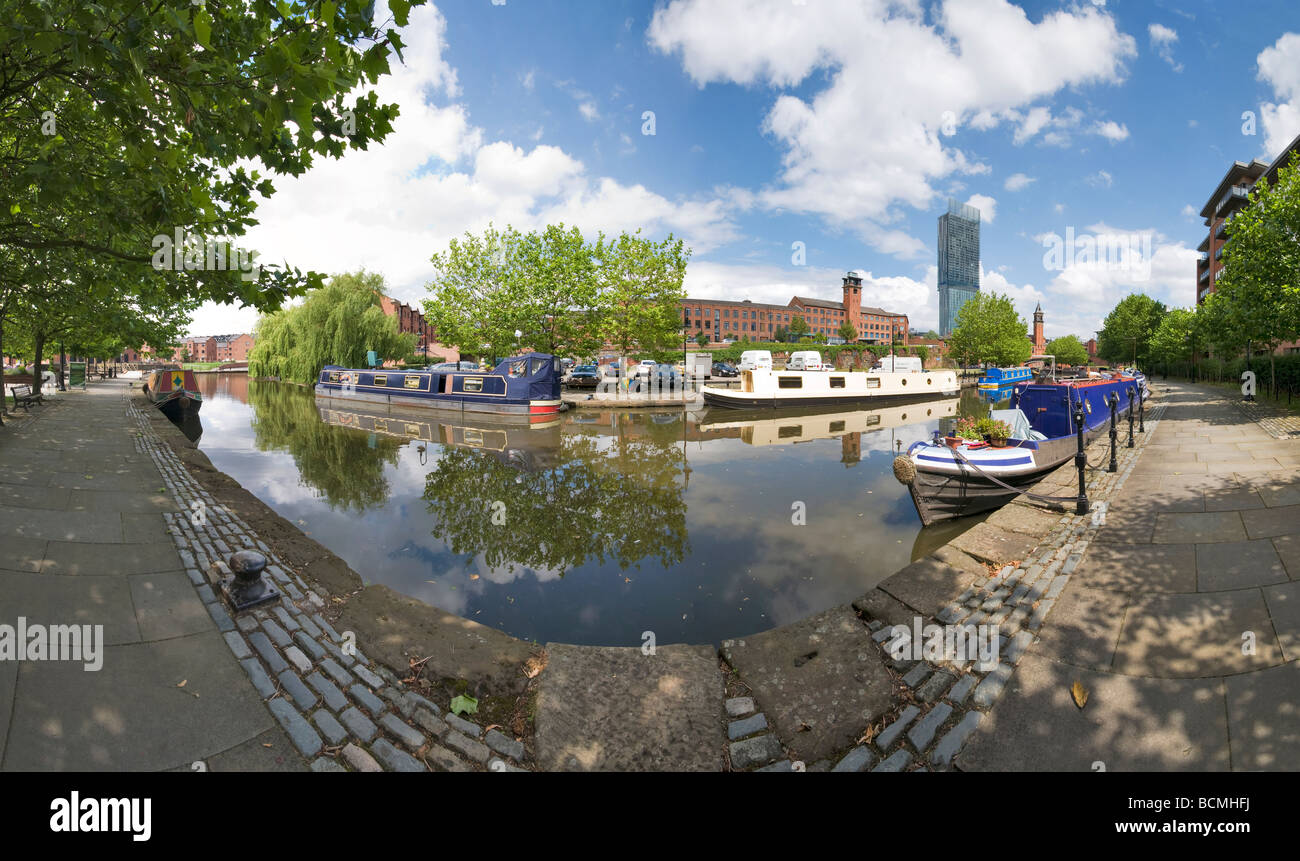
[937,198,981,337]
[1196,132,1300,307]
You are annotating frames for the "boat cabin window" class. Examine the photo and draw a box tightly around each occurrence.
[530,358,548,376]
[777,376,803,389]
[463,377,484,393]
[829,421,845,432]
[372,374,387,387]
[403,375,421,389]
[508,360,527,378]
[328,372,341,382]
[778,425,802,438]
[865,378,880,388]
[829,377,846,388]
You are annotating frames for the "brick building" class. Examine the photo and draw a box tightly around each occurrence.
[1196,131,1300,354]
[680,272,908,345]
[215,333,255,362]
[379,295,459,363]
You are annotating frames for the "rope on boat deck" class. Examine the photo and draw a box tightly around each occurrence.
[943,444,1086,506]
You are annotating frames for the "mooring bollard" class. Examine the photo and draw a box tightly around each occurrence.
[219,549,281,612]
[1107,392,1119,473]
[1127,387,1136,448]
[1074,399,1089,515]
[1138,385,1145,433]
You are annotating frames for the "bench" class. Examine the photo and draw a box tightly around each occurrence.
[10,384,43,410]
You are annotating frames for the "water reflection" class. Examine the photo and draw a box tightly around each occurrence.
[192,373,981,646]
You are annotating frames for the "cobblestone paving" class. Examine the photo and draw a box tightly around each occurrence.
[1231,397,1300,439]
[128,400,530,773]
[729,401,1169,773]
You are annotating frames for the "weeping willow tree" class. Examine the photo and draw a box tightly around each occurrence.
[248,271,416,383]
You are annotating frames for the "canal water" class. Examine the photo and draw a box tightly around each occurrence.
[192,374,990,647]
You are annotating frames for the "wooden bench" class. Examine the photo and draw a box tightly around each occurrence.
[10,384,43,410]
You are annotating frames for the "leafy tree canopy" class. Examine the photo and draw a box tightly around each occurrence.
[1044,334,1089,366]
[947,292,1031,367]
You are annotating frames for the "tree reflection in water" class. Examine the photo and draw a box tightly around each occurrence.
[246,381,403,512]
[421,413,689,578]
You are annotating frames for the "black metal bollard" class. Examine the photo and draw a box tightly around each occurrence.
[1127,387,1136,448]
[219,549,282,612]
[1107,392,1119,473]
[1073,399,1089,515]
[1138,386,1145,433]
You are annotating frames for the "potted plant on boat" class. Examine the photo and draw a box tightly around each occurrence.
[947,416,982,448]
[976,416,1013,448]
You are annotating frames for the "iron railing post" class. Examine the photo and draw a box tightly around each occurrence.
[1074,399,1089,515]
[1107,392,1119,473]
[1127,387,1135,448]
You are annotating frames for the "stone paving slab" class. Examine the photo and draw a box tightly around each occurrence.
[1224,660,1300,770]
[2,632,275,771]
[948,521,1039,566]
[534,643,723,771]
[1113,588,1283,677]
[1070,543,1196,593]
[956,653,1231,771]
[0,571,141,645]
[721,604,893,764]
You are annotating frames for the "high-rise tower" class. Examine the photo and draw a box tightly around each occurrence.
[937,198,981,337]
[1032,303,1045,354]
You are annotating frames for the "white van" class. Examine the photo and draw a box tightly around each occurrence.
[787,350,825,371]
[738,350,773,371]
[874,355,922,373]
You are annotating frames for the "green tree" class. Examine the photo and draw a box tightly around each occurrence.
[1097,293,1166,367]
[1212,154,1300,395]
[947,292,1031,367]
[838,321,858,342]
[1045,334,1089,366]
[247,271,415,384]
[1149,307,1199,377]
[595,231,691,388]
[913,344,929,365]
[788,315,810,338]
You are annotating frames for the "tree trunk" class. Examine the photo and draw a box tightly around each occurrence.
[32,330,45,397]
[59,341,67,391]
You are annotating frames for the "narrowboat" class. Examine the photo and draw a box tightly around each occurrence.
[142,368,203,419]
[700,368,959,409]
[893,372,1146,526]
[314,352,563,424]
[698,399,959,446]
[317,403,562,470]
[976,366,1033,401]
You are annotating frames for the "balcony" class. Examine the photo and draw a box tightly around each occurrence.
[1196,251,1208,263]
[1215,185,1250,217]
[1199,268,1209,284]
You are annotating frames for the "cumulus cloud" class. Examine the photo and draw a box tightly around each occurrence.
[1148,23,1183,72]
[648,0,1137,256]
[191,2,741,334]
[1004,173,1036,191]
[966,193,997,222]
[1257,32,1300,158]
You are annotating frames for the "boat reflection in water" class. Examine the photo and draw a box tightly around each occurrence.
[696,399,959,448]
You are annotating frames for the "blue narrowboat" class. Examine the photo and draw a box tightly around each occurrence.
[977,366,1034,400]
[895,373,1148,525]
[314,353,563,423]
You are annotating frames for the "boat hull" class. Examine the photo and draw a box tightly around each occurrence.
[702,388,960,409]
[701,368,960,410]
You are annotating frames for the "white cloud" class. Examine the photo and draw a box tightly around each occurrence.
[1148,23,1183,72]
[965,193,997,222]
[1092,120,1129,141]
[578,101,600,122]
[1004,172,1036,191]
[648,0,1137,257]
[1257,32,1300,158]
[1087,169,1114,188]
[520,69,536,92]
[189,2,741,335]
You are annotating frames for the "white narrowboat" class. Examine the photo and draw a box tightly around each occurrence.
[701,368,960,409]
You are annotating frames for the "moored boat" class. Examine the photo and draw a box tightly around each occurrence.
[701,367,959,409]
[314,352,563,424]
[976,366,1033,401]
[142,368,203,419]
[894,373,1146,526]
[697,399,959,445]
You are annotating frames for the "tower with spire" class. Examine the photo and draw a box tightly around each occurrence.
[1032,303,1046,355]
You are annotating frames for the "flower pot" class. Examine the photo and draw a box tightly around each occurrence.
[944,436,962,448]
[988,437,1008,448]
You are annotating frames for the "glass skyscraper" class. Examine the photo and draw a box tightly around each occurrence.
[937,198,981,337]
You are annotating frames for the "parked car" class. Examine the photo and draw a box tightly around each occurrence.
[634,359,659,377]
[711,361,738,378]
[565,364,601,388]
[631,364,682,391]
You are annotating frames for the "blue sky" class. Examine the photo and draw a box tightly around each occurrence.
[197,0,1300,343]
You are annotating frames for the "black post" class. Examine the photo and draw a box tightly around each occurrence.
[1127,387,1135,448]
[1138,384,1145,433]
[1073,398,1089,515]
[1107,392,1119,473]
